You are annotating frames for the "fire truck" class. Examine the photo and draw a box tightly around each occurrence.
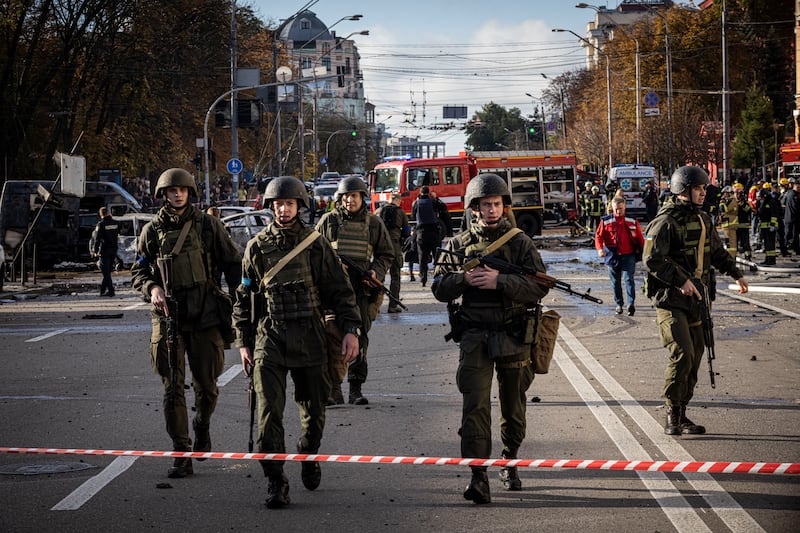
[369,150,579,236]
[779,142,800,180]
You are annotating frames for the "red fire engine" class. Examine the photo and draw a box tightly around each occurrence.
[780,142,800,180]
[369,150,579,236]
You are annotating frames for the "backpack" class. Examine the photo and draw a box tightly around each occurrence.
[379,203,398,230]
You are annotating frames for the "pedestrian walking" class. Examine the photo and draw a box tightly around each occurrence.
[643,166,748,436]
[411,186,448,286]
[233,177,361,509]
[131,168,242,479]
[432,173,550,504]
[90,207,119,297]
[595,196,645,316]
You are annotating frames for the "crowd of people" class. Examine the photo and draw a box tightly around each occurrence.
[120,163,779,509]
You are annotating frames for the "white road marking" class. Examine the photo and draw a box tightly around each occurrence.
[558,324,765,533]
[51,457,137,511]
[25,328,70,342]
[50,364,240,511]
[122,302,147,311]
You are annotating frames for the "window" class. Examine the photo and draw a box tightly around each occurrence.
[300,19,310,30]
[406,167,440,190]
[443,166,462,185]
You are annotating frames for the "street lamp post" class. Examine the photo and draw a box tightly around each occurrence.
[553,28,613,171]
[525,93,547,150]
[325,129,356,171]
[295,15,363,180]
[203,71,335,206]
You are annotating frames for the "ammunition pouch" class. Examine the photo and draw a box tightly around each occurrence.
[265,279,316,321]
[530,307,560,374]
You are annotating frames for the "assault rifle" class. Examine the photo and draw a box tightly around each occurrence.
[435,248,603,304]
[156,256,180,410]
[338,254,408,310]
[690,278,716,388]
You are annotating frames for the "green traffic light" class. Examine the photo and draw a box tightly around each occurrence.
[351,130,358,137]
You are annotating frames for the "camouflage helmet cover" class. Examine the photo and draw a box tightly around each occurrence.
[669,165,710,195]
[155,168,198,198]
[335,176,368,201]
[264,176,310,209]
[465,173,511,209]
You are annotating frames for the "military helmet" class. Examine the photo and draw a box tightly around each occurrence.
[669,165,710,195]
[155,168,198,198]
[464,173,511,209]
[335,176,368,201]
[264,176,309,209]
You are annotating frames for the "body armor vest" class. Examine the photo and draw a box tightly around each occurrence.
[331,215,372,264]
[254,229,321,322]
[155,216,209,291]
[460,235,506,309]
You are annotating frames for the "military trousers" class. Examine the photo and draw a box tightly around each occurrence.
[388,239,403,304]
[656,307,704,407]
[456,334,534,459]
[255,359,328,477]
[150,324,225,451]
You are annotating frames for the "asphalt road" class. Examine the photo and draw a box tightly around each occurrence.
[0,245,798,532]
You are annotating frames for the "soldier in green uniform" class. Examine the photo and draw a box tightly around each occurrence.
[644,166,748,436]
[233,177,361,509]
[374,193,410,313]
[316,177,394,405]
[432,174,550,504]
[132,168,242,478]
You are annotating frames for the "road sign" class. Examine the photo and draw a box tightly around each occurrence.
[644,107,661,117]
[226,158,243,175]
[644,91,659,108]
[320,156,328,165]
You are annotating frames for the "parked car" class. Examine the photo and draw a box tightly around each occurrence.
[0,244,5,292]
[115,213,155,268]
[221,209,273,253]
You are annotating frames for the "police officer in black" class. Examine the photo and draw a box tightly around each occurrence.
[91,207,119,297]
[411,186,448,286]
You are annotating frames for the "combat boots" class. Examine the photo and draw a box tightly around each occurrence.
[463,467,491,504]
[498,452,522,491]
[679,405,706,435]
[297,441,321,491]
[192,418,211,461]
[167,457,193,478]
[265,472,290,509]
[348,381,368,405]
[664,405,681,435]
[327,382,344,406]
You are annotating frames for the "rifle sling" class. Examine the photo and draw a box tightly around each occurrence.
[261,230,321,289]
[171,220,193,256]
[461,227,523,272]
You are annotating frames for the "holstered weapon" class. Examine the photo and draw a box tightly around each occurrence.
[156,256,180,409]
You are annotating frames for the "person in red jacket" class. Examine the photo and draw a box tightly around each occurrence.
[595,196,645,316]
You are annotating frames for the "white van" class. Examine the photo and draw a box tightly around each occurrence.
[607,165,657,219]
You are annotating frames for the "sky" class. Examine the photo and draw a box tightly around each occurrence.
[246,0,625,156]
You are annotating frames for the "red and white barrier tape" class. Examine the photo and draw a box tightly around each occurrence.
[1,447,798,475]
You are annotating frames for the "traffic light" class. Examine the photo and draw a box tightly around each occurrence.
[528,125,536,134]
[351,130,358,138]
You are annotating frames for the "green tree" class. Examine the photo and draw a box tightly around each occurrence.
[465,102,528,151]
[731,85,775,169]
